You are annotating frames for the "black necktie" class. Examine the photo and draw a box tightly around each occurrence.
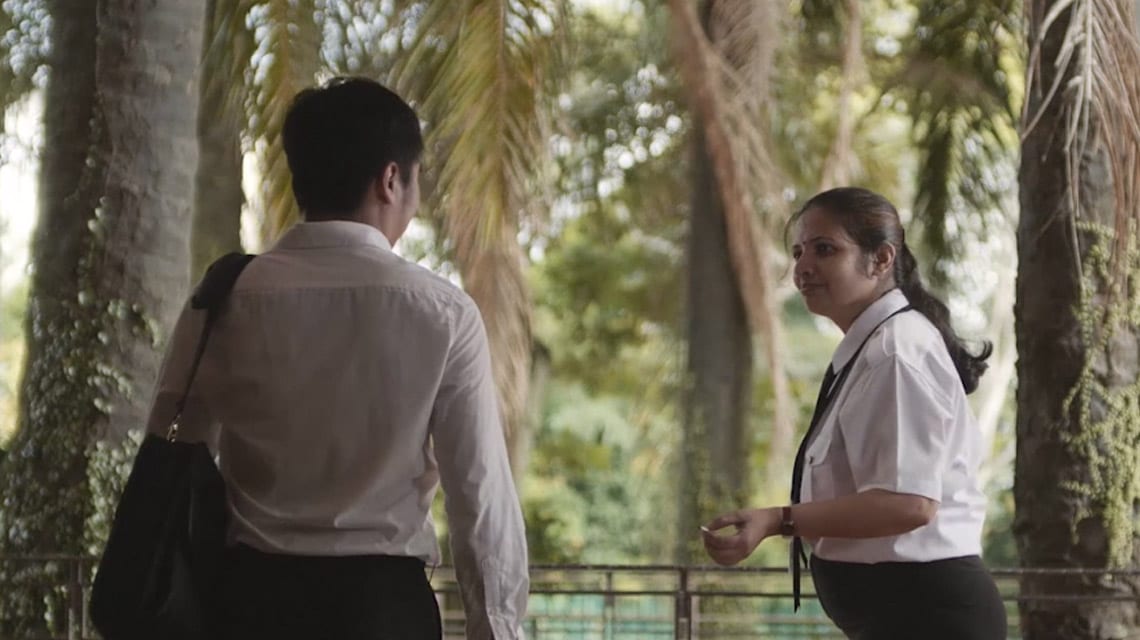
[788,364,838,611]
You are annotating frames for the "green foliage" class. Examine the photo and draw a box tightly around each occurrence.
[0,0,1028,577]
[83,429,142,555]
[523,382,673,564]
[0,0,48,137]
[893,0,1021,288]
[536,1,684,388]
[522,3,683,564]
[1059,222,1140,567]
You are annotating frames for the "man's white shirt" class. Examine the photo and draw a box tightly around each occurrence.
[147,220,528,639]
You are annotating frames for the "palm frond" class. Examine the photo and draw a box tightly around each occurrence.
[248,0,322,242]
[200,0,257,130]
[901,0,1021,288]
[394,0,564,247]
[192,0,257,277]
[390,0,567,444]
[317,0,400,76]
[1025,0,1140,301]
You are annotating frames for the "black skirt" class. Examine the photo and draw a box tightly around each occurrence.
[219,544,443,640]
[810,554,1006,640]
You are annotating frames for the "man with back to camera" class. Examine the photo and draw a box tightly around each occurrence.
[145,77,529,639]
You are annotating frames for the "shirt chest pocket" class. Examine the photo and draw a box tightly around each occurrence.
[805,425,846,502]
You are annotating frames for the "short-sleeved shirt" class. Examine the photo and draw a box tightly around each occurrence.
[801,288,987,563]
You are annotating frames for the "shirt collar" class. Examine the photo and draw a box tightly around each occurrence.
[830,288,909,372]
[272,220,393,252]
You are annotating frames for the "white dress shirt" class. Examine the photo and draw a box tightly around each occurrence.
[801,288,988,563]
[146,220,529,640]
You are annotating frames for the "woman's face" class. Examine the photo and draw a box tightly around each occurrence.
[791,207,892,331]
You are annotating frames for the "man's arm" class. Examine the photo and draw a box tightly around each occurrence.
[431,298,529,640]
[144,301,218,448]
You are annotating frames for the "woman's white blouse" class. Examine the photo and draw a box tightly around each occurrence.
[801,288,987,563]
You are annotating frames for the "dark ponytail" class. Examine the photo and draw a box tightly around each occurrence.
[893,244,991,393]
[790,187,992,393]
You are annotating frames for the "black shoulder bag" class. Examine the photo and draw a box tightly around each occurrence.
[90,253,254,640]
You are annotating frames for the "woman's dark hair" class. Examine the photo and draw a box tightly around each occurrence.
[788,187,992,393]
[282,77,424,218]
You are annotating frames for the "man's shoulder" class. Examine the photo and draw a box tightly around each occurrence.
[386,258,474,309]
[256,246,467,298]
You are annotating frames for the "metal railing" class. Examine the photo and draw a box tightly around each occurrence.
[2,556,1139,639]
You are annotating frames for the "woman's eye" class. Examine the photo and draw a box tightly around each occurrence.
[815,244,834,256]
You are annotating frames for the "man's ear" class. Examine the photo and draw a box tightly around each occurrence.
[375,162,401,204]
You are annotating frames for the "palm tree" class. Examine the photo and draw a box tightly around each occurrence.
[0,0,205,635]
[191,0,253,278]
[1015,1,1140,636]
[186,0,321,261]
[668,0,793,559]
[389,0,567,475]
[248,0,322,243]
[899,0,1021,289]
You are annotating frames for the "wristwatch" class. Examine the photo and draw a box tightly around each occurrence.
[779,505,796,537]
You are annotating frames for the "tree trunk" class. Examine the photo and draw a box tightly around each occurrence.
[192,0,245,280]
[0,1,99,632]
[818,0,862,191]
[1015,2,1140,638]
[669,0,791,508]
[453,224,534,480]
[676,125,753,563]
[0,0,205,634]
[19,0,98,376]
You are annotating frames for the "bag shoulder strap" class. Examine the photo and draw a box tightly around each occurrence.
[168,253,255,440]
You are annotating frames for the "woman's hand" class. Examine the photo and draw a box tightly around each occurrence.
[701,507,781,566]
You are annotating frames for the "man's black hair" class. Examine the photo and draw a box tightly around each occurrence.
[282,77,423,218]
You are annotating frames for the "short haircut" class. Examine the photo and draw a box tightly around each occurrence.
[282,77,423,218]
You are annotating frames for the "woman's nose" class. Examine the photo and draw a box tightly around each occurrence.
[794,256,811,278]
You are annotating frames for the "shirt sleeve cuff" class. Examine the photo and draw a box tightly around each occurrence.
[858,477,942,502]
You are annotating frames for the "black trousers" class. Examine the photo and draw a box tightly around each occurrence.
[810,554,1006,640]
[219,544,442,640]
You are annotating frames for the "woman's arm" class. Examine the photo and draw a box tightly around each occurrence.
[701,489,937,566]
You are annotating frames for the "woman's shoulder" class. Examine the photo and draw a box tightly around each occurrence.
[861,312,960,392]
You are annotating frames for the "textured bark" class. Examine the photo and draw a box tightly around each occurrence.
[0,0,205,634]
[191,0,245,280]
[676,125,753,564]
[90,0,205,441]
[0,2,100,634]
[20,0,99,374]
[1015,2,1140,638]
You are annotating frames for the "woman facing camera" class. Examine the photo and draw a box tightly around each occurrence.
[701,187,1006,639]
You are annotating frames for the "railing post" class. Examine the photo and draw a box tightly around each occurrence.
[603,569,615,640]
[68,558,84,640]
[675,567,691,640]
